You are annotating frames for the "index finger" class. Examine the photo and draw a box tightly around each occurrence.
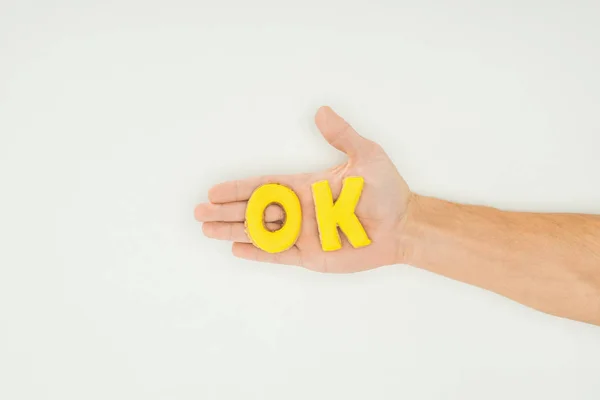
[208,174,302,203]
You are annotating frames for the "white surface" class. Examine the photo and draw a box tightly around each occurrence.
[1,1,600,399]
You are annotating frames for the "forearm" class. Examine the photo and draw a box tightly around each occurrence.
[399,195,600,325]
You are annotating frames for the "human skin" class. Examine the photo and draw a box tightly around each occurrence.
[194,106,600,326]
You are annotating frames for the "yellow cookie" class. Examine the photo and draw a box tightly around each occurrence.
[311,176,371,251]
[245,184,302,253]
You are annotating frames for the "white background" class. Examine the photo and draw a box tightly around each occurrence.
[1,1,600,399]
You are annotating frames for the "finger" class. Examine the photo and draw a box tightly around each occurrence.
[203,222,281,242]
[208,175,298,204]
[232,242,303,266]
[195,202,285,222]
[314,106,373,158]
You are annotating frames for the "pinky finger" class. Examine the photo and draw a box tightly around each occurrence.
[231,243,303,267]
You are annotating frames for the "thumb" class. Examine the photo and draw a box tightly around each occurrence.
[314,106,372,158]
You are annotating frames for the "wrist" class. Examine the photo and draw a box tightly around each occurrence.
[395,193,418,265]
[394,194,442,266]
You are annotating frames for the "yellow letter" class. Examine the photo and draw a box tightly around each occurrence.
[311,176,371,251]
[245,184,302,254]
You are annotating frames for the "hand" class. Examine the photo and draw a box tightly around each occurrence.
[195,106,412,273]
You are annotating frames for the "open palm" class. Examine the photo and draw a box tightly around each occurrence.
[195,106,412,273]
